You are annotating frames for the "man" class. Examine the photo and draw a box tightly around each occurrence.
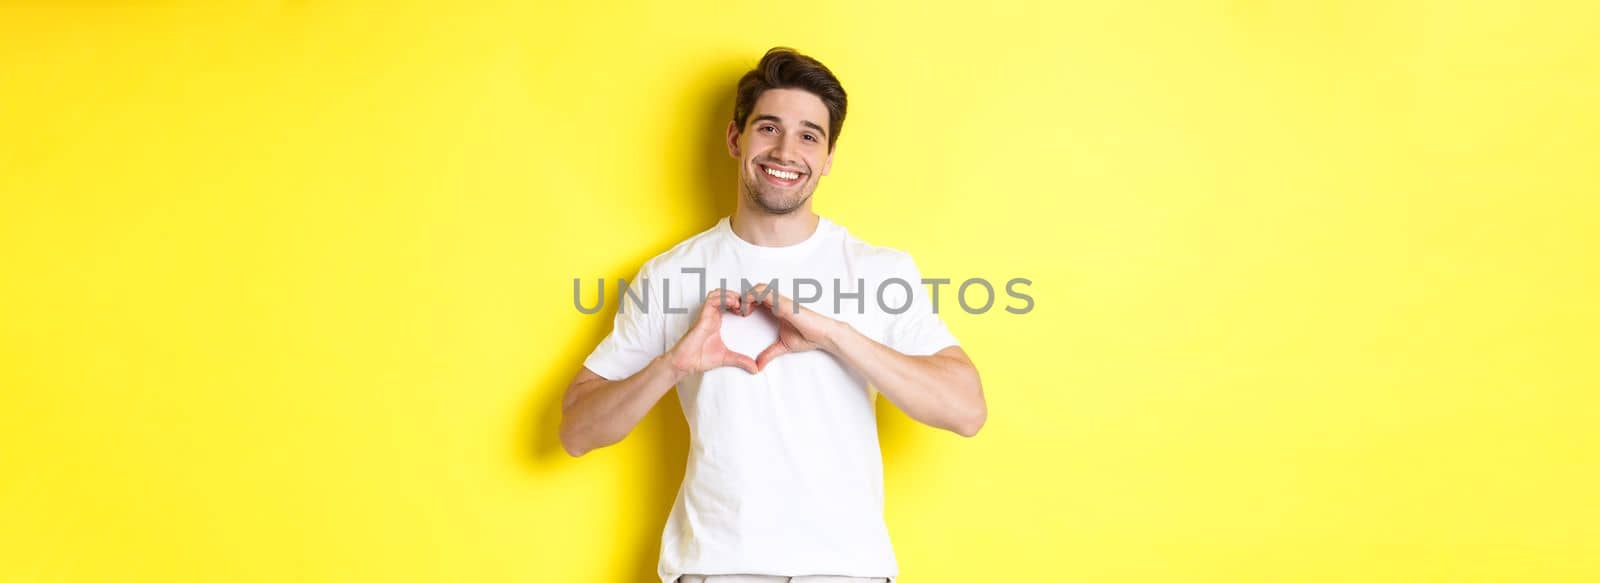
[559,47,986,583]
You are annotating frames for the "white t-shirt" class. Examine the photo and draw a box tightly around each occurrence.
[583,216,959,583]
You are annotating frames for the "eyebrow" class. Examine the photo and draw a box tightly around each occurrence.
[752,114,828,139]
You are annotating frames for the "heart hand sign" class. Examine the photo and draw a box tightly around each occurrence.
[666,286,843,376]
[719,304,781,364]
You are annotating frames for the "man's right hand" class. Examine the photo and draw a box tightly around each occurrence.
[665,289,760,378]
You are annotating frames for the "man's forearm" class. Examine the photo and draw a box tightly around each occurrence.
[559,356,685,456]
[822,322,986,437]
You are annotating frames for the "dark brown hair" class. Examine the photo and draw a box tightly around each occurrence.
[733,47,848,151]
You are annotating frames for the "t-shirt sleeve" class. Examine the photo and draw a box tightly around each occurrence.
[582,263,669,381]
[884,254,961,356]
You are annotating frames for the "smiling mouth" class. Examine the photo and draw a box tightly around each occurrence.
[758,163,806,186]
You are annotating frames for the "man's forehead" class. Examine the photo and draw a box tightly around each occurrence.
[751,88,829,125]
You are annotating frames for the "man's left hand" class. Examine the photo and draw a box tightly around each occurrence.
[741,282,844,371]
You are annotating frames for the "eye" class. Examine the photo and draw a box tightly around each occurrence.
[759,125,777,134]
[803,133,818,142]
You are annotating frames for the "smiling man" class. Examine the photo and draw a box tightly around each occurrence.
[558,47,986,583]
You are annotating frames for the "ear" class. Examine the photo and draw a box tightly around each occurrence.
[726,120,742,159]
[821,148,834,176]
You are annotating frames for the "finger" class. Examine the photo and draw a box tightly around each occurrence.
[705,289,739,318]
[724,353,759,375]
[765,284,794,315]
[743,283,767,306]
[715,289,743,313]
[702,289,725,312]
[755,341,789,370]
[744,283,786,316]
[699,291,724,319]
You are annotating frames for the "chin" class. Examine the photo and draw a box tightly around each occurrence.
[761,193,812,215]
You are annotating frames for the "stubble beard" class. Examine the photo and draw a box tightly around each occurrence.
[742,171,814,216]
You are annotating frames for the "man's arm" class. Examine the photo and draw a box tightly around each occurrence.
[744,284,987,437]
[826,333,986,437]
[558,359,683,457]
[559,290,757,457]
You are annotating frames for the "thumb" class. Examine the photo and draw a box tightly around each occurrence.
[755,341,789,371]
[725,352,759,375]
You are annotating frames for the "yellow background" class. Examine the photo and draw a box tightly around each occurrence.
[3,1,1597,581]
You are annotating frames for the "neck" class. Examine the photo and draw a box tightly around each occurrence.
[730,199,820,247]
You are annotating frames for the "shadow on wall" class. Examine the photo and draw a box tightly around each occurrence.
[520,53,928,582]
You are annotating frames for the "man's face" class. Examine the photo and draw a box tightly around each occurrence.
[727,88,834,215]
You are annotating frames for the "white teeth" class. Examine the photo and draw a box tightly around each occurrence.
[764,167,800,180]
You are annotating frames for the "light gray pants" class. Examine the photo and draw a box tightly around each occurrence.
[676,576,889,583]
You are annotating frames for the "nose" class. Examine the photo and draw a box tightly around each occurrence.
[772,134,799,166]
